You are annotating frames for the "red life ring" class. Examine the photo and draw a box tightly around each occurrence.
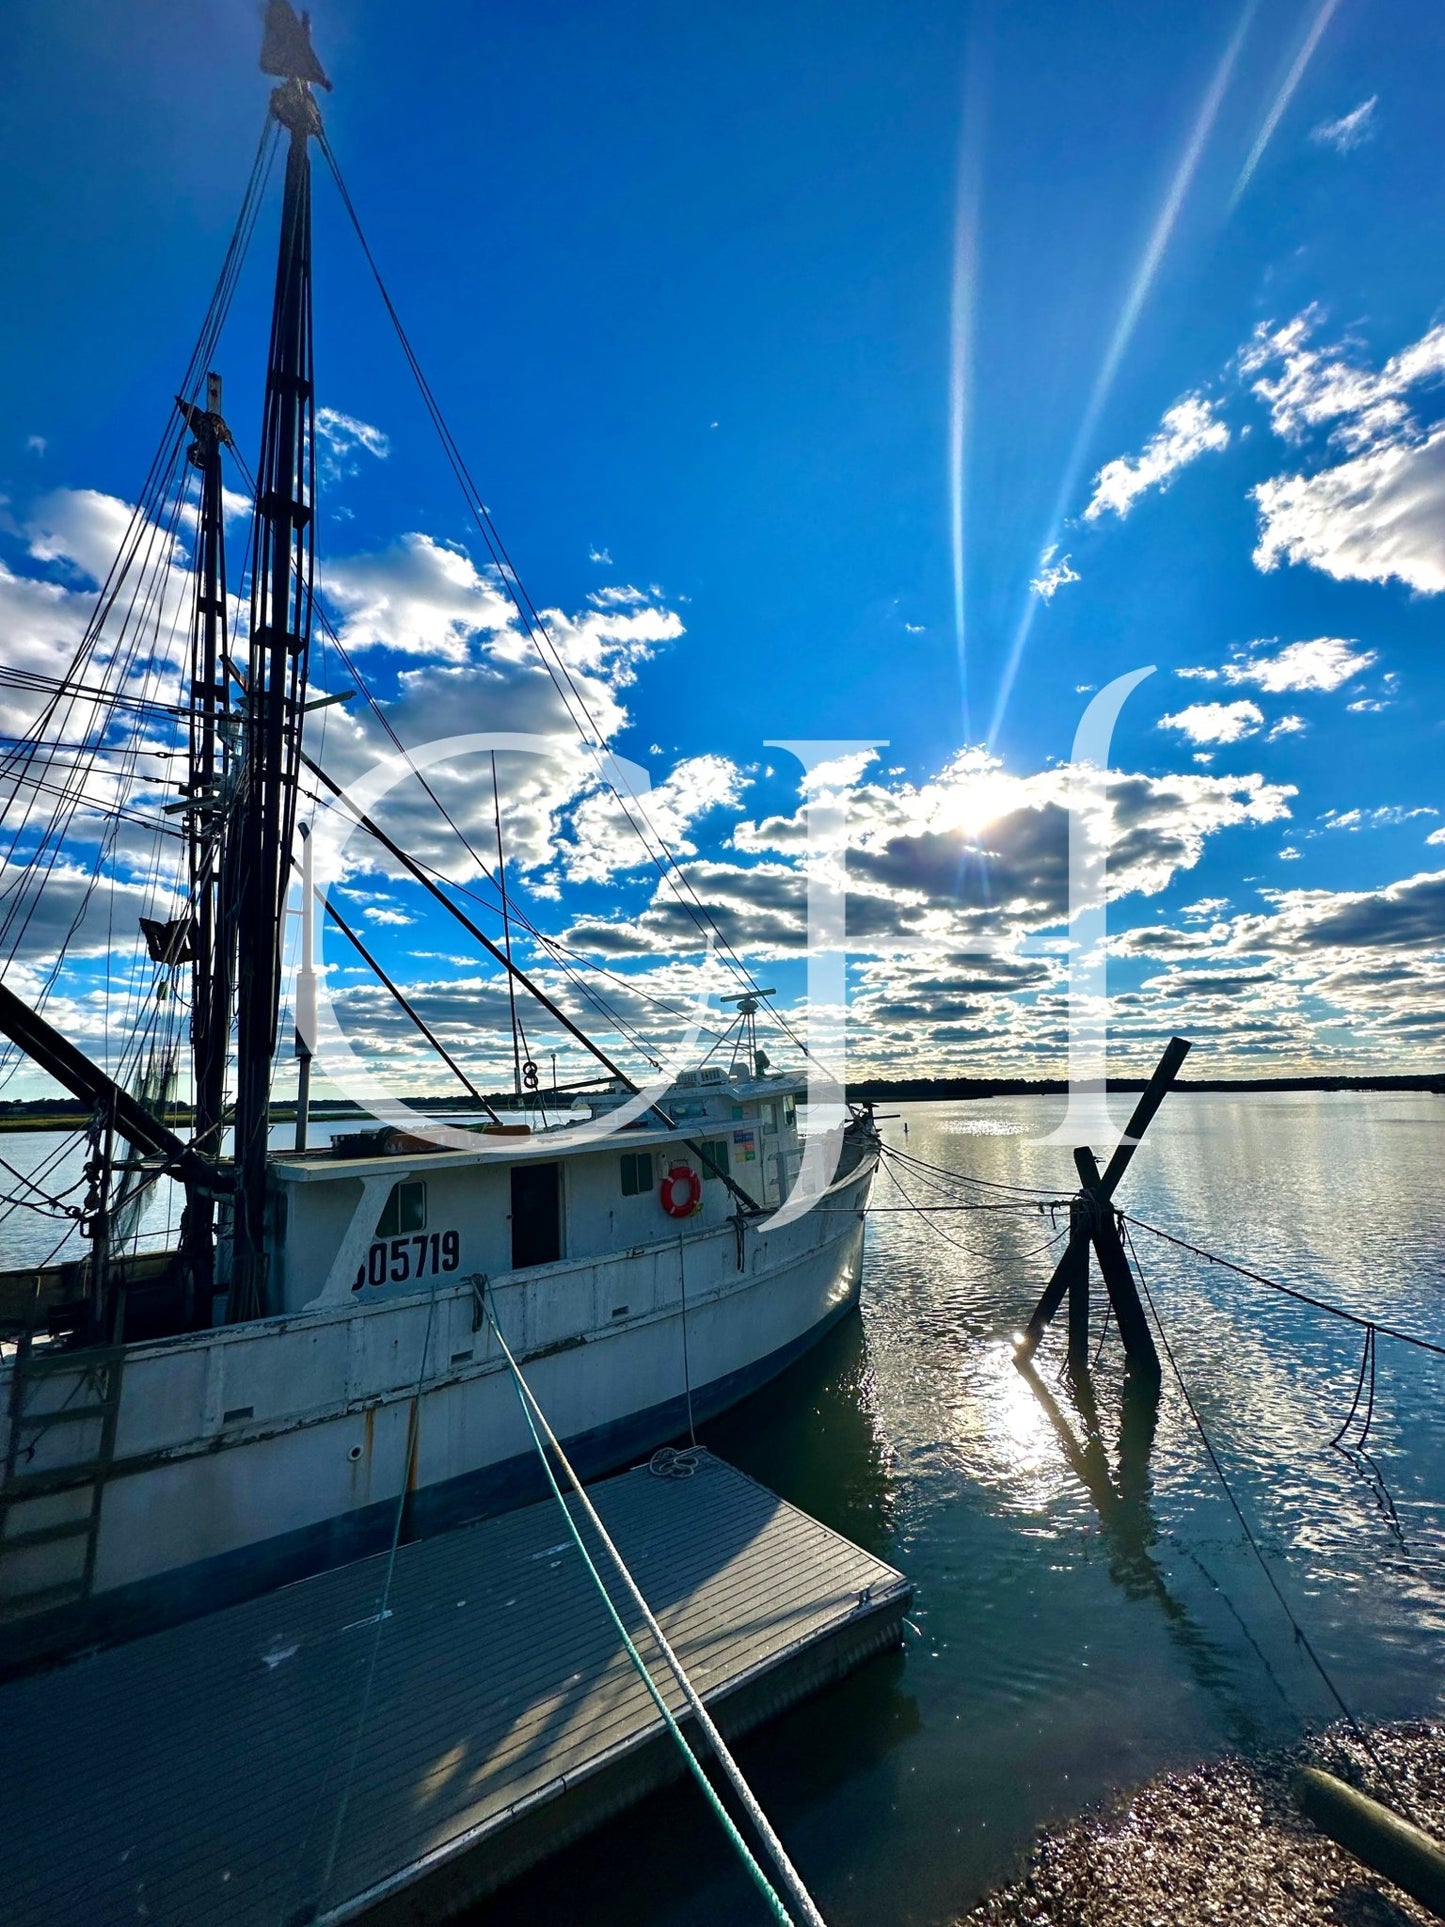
[660,1163,702,1219]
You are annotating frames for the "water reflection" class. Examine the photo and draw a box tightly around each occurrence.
[1014,1356,1271,1751]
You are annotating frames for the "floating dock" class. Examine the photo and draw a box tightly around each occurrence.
[0,1449,909,1925]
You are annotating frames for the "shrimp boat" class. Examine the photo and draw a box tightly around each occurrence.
[0,6,878,1669]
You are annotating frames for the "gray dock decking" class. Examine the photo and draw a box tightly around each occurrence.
[0,1449,909,1925]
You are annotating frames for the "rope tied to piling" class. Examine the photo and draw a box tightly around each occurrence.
[1121,1221,1423,1826]
[1122,1213,1445,1361]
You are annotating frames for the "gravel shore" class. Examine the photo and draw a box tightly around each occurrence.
[959,1723,1445,1927]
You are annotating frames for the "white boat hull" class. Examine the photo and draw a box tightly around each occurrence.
[0,1151,874,1661]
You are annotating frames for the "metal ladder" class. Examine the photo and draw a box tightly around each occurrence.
[0,1329,124,1626]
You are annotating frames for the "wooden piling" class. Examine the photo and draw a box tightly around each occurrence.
[1015,1036,1189,1373]
[1076,1148,1159,1378]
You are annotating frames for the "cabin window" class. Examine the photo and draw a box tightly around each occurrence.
[784,1102,796,1129]
[376,1180,426,1239]
[620,1151,653,1197]
[702,1139,729,1182]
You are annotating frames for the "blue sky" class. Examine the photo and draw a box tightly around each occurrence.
[0,0,1442,1091]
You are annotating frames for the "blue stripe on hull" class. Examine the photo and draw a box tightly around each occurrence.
[12,1273,862,1672]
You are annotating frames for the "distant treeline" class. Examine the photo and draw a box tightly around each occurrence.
[847,1074,1445,1101]
[1,1075,1440,1131]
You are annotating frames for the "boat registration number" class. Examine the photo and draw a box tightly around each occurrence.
[353,1230,461,1290]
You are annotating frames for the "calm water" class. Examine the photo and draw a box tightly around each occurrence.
[481,1092,1445,1927]
[3,1094,1442,1924]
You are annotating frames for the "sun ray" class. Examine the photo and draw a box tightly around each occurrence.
[1231,0,1342,208]
[987,1,1258,751]
[949,61,987,744]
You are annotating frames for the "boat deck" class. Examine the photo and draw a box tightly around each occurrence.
[0,1449,909,1925]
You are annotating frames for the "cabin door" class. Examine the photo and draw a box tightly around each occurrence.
[511,1161,561,1269]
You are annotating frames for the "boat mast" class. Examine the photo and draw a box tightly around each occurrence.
[177,374,233,1325]
[229,3,330,1319]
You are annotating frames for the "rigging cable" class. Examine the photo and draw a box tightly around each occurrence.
[0,111,279,1109]
[282,577,737,1064]
[295,777,682,1081]
[226,425,744,1078]
[315,133,832,1083]
[317,892,501,1119]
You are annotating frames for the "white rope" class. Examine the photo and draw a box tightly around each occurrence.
[485,1302,829,1927]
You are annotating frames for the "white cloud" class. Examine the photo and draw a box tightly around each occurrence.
[0,488,197,747]
[1318,805,1437,832]
[1310,96,1377,152]
[1242,309,1445,452]
[25,435,46,456]
[303,529,690,892]
[324,533,517,661]
[1029,546,1079,601]
[1083,394,1229,521]
[1221,635,1377,693]
[315,407,390,482]
[569,747,1293,963]
[1158,700,1264,745]
[1253,425,1445,594]
[562,754,747,885]
[587,545,613,565]
[587,584,650,608]
[1427,827,1445,846]
[1267,715,1306,739]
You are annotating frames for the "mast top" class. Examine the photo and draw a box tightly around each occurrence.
[261,1,329,133]
[260,1,331,90]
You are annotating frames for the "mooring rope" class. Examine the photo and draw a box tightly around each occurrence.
[1328,1324,1378,1450]
[875,1157,1074,1266]
[878,1140,1064,1202]
[485,1296,827,1927]
[1122,1221,1417,1818]
[1122,1213,1445,1360]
